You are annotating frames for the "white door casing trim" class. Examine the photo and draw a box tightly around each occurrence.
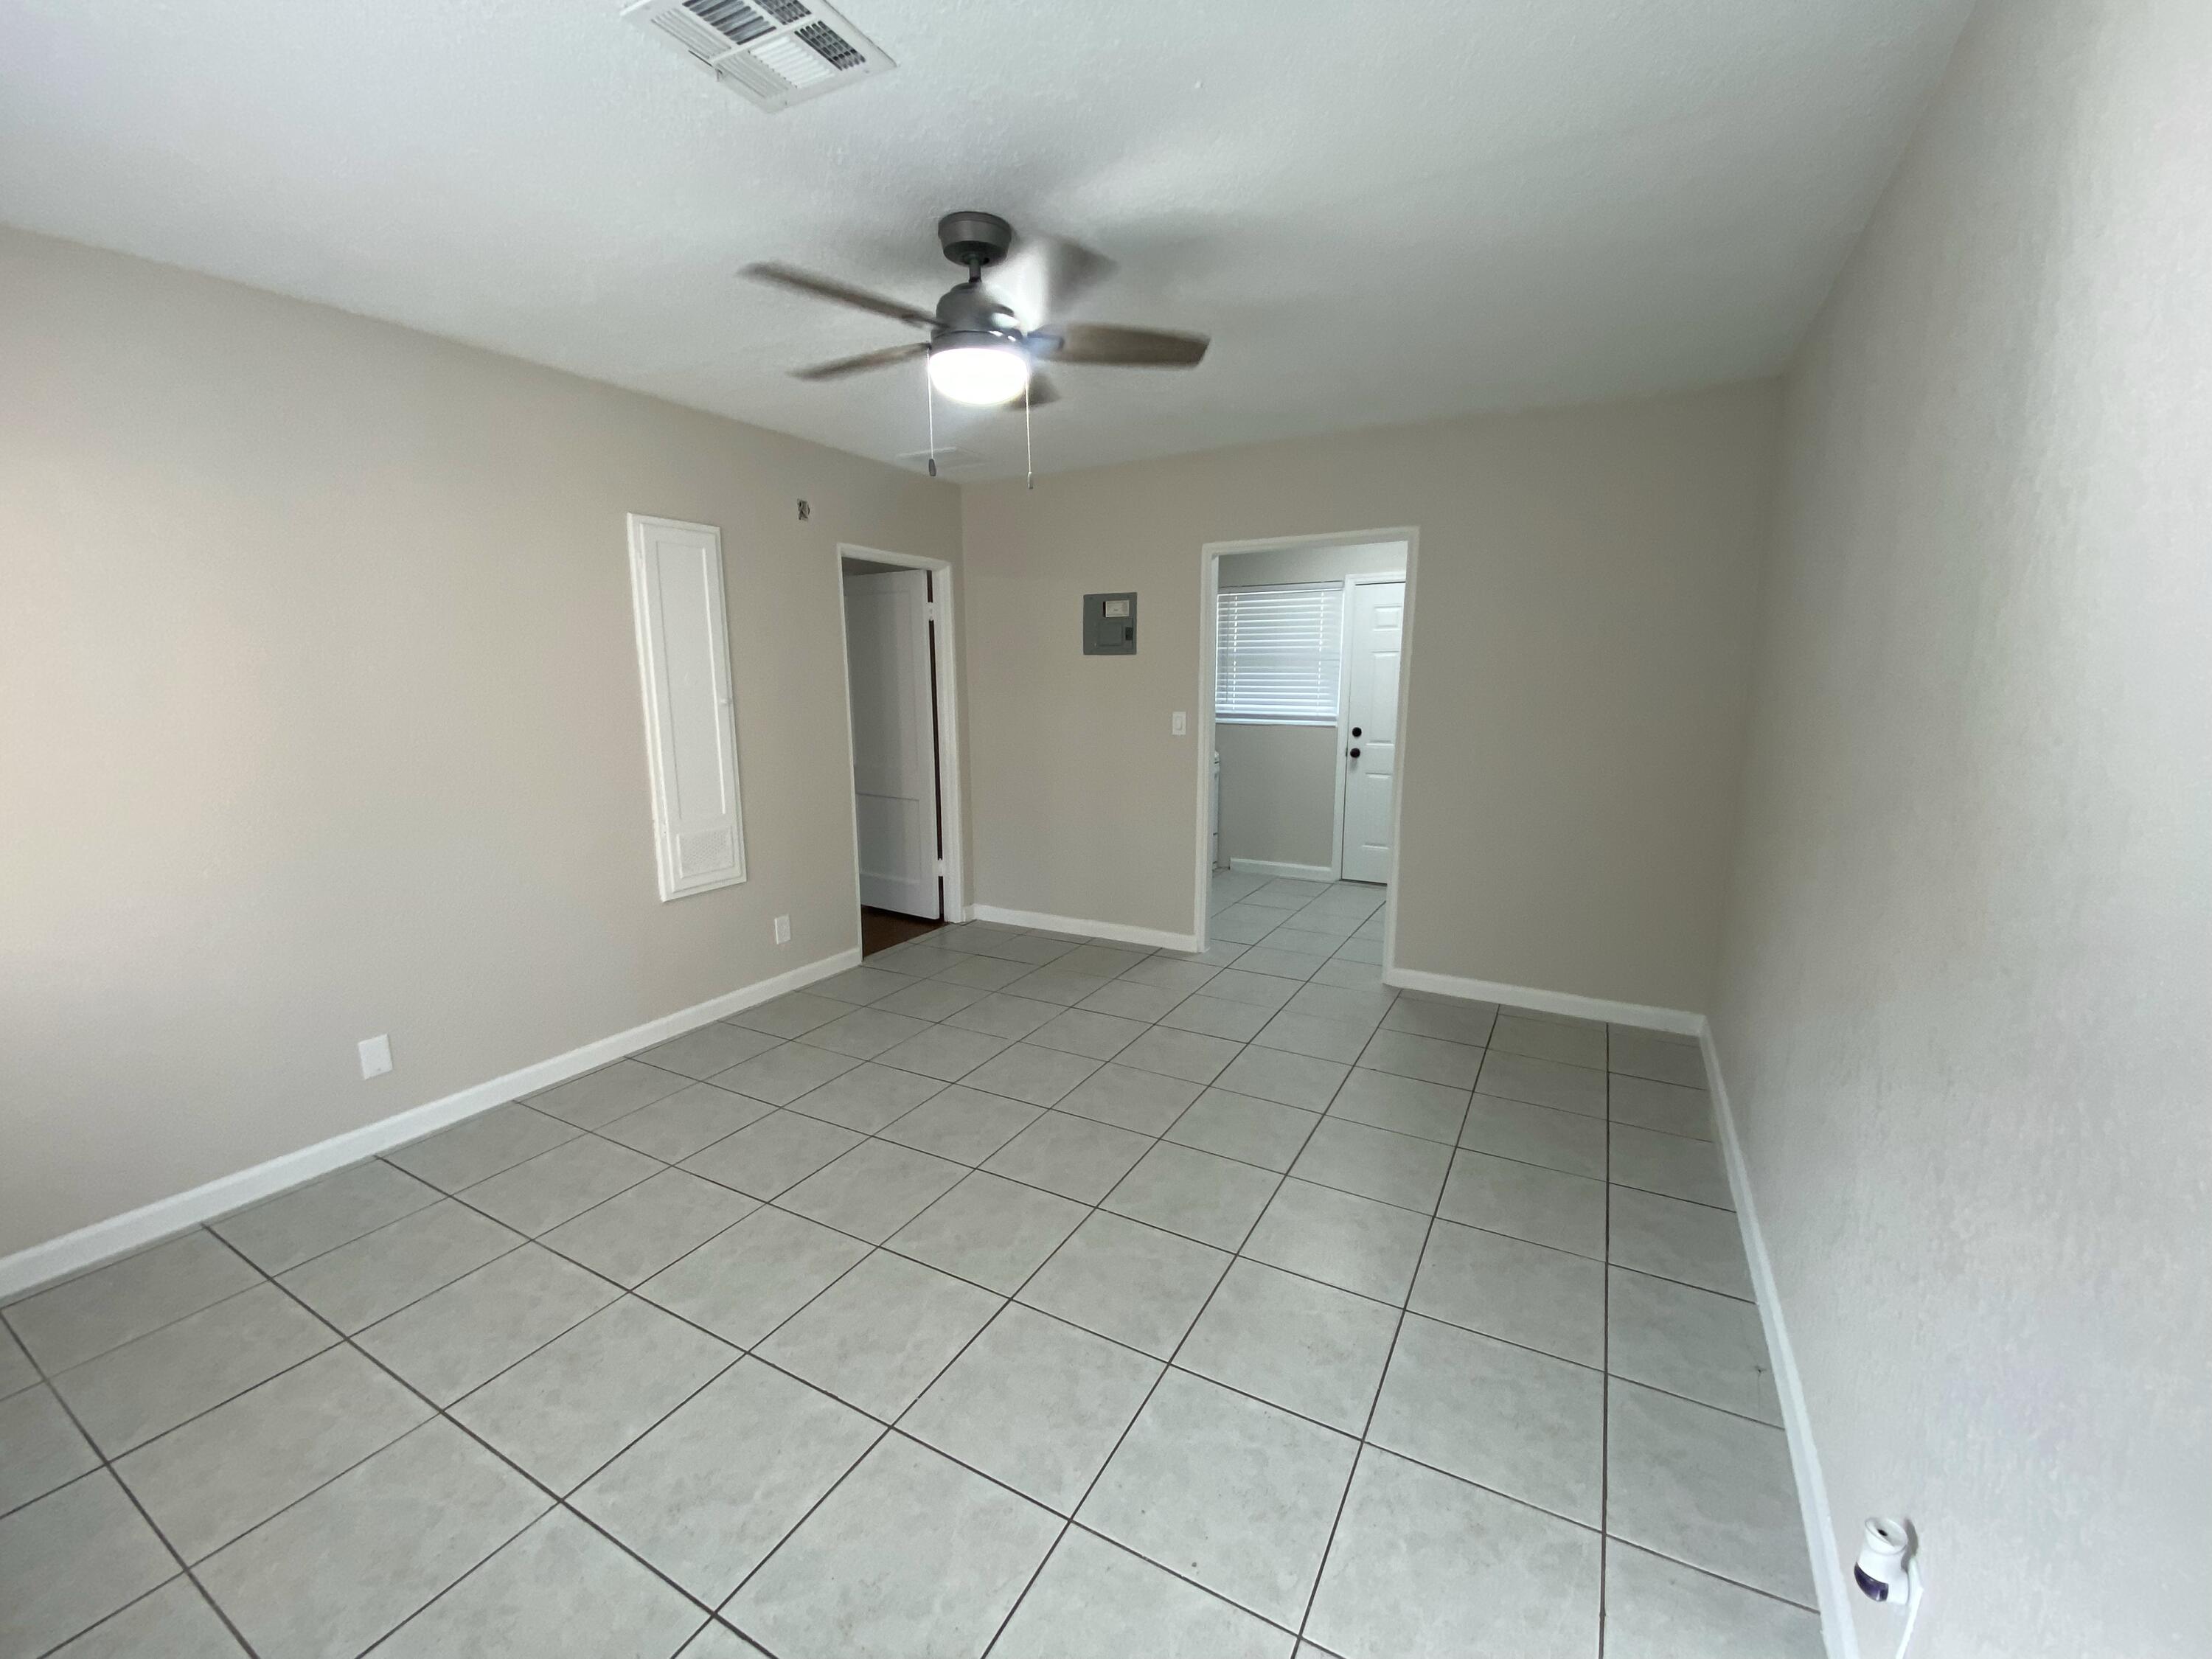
[1329,576,1353,880]
[835,544,969,925]
[1196,528,1419,957]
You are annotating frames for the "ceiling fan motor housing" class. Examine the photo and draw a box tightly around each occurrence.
[933,279,1019,344]
[937,210,1014,271]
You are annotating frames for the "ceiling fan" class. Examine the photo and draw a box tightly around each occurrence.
[743,211,1208,412]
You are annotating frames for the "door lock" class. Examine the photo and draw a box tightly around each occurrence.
[1352,726,1363,737]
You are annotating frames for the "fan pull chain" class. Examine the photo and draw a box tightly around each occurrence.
[924,359,938,478]
[1024,376,1034,490]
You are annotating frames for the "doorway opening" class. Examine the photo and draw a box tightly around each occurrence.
[836,545,968,958]
[1196,529,1417,958]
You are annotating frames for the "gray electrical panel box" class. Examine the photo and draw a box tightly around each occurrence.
[1084,592,1138,655]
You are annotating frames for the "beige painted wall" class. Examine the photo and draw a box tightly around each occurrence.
[1218,540,1408,588]
[1216,723,1338,870]
[961,382,1778,1009]
[1214,540,1408,872]
[1709,4,2212,1654]
[0,229,961,1258]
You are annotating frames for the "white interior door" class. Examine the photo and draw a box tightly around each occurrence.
[844,568,940,918]
[1340,580,1404,884]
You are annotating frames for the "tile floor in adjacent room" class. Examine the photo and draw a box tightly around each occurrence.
[0,872,1823,1659]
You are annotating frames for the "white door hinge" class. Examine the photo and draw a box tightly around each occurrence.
[934,858,947,875]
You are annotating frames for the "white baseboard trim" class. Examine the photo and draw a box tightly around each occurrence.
[1228,858,1335,883]
[1382,965,1703,1036]
[0,947,862,1302]
[1701,1023,1856,1659]
[969,904,1200,954]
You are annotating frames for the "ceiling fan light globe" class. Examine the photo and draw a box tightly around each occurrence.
[926,336,1030,406]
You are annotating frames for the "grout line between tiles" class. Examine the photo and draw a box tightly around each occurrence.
[20,1570,235,1659]
[1289,1060,1451,1652]
[718,961,1349,1649]
[205,1227,751,1650]
[11,1321,271,1659]
[973,1125,1293,1658]
[18,890,1784,1657]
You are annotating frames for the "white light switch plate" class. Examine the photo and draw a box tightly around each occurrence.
[358,1034,393,1079]
[1172,712,1187,735]
[774,915,792,945]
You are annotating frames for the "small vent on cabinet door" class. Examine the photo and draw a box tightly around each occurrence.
[622,0,894,111]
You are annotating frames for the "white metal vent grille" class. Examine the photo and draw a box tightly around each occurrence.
[623,0,893,111]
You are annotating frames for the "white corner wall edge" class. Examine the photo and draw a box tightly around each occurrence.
[1383,965,1703,1036]
[1700,1022,1860,1659]
[1228,858,1335,882]
[0,945,863,1301]
[969,904,1200,953]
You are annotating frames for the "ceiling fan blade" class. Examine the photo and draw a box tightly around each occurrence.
[1034,322,1208,368]
[742,262,939,330]
[791,341,929,381]
[990,234,1116,331]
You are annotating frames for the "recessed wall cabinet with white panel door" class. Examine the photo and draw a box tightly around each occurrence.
[627,515,746,900]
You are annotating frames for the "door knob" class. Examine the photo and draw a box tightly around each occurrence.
[1348,747,1362,759]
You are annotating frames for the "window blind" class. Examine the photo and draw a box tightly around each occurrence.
[1215,583,1343,722]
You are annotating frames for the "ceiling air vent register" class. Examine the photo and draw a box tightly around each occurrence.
[622,0,893,111]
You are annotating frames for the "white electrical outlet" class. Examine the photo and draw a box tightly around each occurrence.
[1172,711,1188,735]
[358,1034,393,1079]
[774,915,792,945]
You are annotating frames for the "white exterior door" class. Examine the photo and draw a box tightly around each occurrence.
[844,568,941,918]
[1340,580,1404,883]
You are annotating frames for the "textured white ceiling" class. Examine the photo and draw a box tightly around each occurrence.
[0,0,1973,478]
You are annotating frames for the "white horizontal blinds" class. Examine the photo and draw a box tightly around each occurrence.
[628,515,747,900]
[1216,583,1344,722]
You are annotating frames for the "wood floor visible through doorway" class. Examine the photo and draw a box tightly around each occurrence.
[863,906,945,957]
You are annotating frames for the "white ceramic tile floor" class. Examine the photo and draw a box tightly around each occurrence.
[0,874,1820,1658]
